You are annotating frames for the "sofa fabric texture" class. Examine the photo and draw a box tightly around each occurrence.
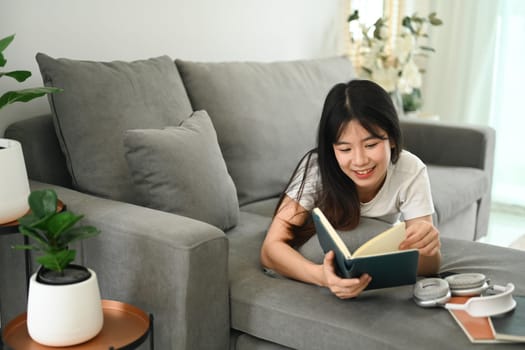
[124,110,239,230]
[1,54,506,350]
[36,53,193,204]
[176,57,355,206]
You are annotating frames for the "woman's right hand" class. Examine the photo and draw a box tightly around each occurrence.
[322,251,371,299]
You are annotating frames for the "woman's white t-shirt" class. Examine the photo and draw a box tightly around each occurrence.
[285,150,434,224]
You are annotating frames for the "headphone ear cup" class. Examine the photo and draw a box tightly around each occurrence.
[413,278,450,301]
[445,273,486,290]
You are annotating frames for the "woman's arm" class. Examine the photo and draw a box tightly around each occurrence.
[260,195,371,298]
[400,215,441,276]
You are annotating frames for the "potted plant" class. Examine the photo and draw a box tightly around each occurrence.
[0,34,62,224]
[14,189,103,346]
[347,11,442,115]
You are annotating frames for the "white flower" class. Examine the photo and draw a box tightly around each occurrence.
[348,12,441,108]
[394,35,415,64]
[398,59,422,94]
[371,66,398,92]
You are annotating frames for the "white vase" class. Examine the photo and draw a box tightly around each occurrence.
[0,138,30,224]
[27,267,104,346]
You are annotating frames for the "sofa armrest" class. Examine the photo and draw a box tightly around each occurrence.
[400,119,495,170]
[400,119,496,240]
[1,181,230,350]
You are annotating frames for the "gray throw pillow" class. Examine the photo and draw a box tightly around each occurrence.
[123,110,239,230]
[176,57,355,206]
[36,53,192,203]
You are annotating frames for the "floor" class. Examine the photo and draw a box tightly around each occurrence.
[477,202,525,250]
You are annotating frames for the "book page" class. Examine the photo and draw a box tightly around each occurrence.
[352,222,406,257]
[312,208,352,259]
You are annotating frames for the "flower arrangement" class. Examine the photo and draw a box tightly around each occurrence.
[347,11,442,113]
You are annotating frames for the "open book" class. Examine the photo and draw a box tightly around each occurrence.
[312,207,419,290]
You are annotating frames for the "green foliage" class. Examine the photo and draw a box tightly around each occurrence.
[13,189,100,273]
[402,88,423,112]
[0,34,62,110]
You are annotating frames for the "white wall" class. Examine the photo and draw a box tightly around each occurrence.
[0,0,347,134]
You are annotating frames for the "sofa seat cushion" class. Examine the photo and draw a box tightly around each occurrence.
[124,110,239,230]
[227,213,525,349]
[176,57,355,206]
[426,165,488,225]
[36,54,193,204]
[240,197,279,218]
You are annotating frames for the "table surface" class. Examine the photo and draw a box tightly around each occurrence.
[2,299,151,350]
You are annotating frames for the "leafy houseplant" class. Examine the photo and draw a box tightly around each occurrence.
[0,34,62,110]
[0,34,62,224]
[13,189,104,347]
[348,11,442,114]
[14,189,100,282]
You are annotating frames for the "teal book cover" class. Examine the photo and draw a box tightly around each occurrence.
[312,208,419,290]
[491,295,525,342]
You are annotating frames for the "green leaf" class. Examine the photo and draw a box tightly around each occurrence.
[18,226,48,249]
[28,189,58,218]
[429,12,443,26]
[37,250,76,272]
[419,45,436,52]
[0,53,6,67]
[402,16,415,34]
[373,18,386,39]
[0,35,15,54]
[47,211,84,238]
[0,70,32,82]
[347,10,359,22]
[59,226,100,246]
[0,87,63,110]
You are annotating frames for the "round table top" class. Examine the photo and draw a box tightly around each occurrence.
[2,299,151,350]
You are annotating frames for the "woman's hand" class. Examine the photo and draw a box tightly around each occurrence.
[399,216,441,275]
[399,219,440,256]
[322,251,371,299]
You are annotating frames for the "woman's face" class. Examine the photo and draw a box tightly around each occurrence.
[332,120,392,203]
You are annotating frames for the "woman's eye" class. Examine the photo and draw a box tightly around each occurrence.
[338,148,351,153]
[365,143,378,149]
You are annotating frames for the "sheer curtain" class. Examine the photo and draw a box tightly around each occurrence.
[420,0,525,207]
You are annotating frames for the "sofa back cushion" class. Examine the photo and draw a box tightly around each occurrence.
[36,53,193,203]
[176,57,354,205]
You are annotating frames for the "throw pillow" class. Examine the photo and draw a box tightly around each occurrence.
[123,110,239,230]
[176,57,355,206]
[36,53,192,203]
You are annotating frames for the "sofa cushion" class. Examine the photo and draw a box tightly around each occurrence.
[426,165,487,225]
[123,110,239,230]
[36,53,193,203]
[176,57,355,206]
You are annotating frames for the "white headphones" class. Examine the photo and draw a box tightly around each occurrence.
[413,273,517,317]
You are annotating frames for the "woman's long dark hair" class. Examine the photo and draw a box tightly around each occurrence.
[275,79,402,244]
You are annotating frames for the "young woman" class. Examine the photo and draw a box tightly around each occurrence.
[260,79,441,299]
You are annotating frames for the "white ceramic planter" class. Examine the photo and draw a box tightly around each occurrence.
[0,138,30,224]
[27,268,104,346]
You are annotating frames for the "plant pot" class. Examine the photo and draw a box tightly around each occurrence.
[27,265,104,346]
[0,138,30,224]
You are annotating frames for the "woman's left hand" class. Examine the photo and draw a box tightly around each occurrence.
[399,218,440,257]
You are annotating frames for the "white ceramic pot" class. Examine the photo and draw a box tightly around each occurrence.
[0,138,30,224]
[27,268,104,346]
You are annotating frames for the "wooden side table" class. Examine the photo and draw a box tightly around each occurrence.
[2,299,154,350]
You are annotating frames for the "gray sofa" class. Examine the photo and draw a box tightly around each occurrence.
[1,54,524,350]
